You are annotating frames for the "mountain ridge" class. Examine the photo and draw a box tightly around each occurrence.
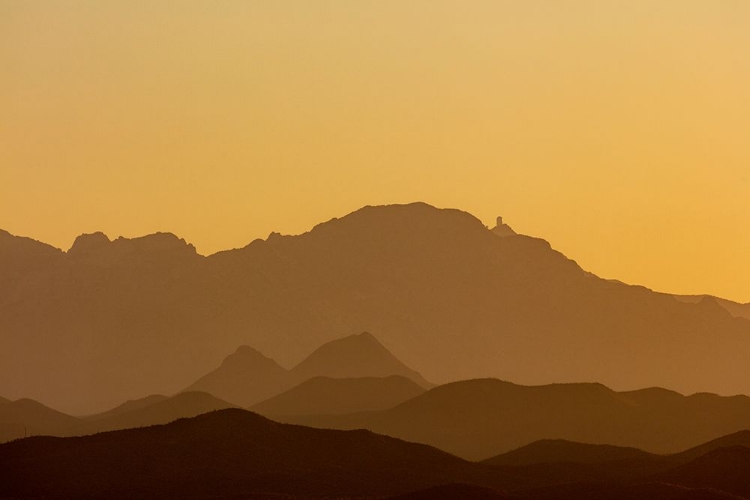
[3,202,750,413]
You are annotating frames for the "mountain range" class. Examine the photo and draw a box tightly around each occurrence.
[2,203,750,414]
[278,378,750,460]
[2,409,750,500]
[186,331,431,407]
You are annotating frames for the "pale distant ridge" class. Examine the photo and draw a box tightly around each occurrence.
[184,332,432,407]
[3,202,750,413]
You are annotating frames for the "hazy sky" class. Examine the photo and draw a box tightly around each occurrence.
[2,1,749,302]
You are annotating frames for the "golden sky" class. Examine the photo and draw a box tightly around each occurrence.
[2,1,749,302]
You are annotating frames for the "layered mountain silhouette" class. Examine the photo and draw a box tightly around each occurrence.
[485,439,653,466]
[185,332,431,407]
[1,409,750,500]
[0,409,502,499]
[184,345,291,407]
[0,398,79,442]
[278,378,750,460]
[0,392,233,442]
[251,375,425,416]
[3,203,750,413]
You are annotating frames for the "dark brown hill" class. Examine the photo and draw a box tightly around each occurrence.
[0,409,504,499]
[485,439,653,466]
[4,203,750,413]
[280,378,750,460]
[654,446,750,498]
[251,375,425,416]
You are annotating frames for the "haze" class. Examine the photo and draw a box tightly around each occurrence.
[2,1,749,302]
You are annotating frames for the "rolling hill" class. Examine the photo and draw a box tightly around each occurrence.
[0,409,503,499]
[2,409,750,499]
[251,375,426,416]
[279,378,750,460]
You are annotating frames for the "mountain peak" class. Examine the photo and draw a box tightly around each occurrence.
[68,232,111,255]
[221,345,281,368]
[114,232,198,256]
[292,332,432,388]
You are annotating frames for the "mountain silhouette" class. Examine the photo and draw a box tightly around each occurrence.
[290,332,432,387]
[251,375,425,416]
[485,439,653,466]
[184,332,431,407]
[279,378,750,460]
[653,446,750,498]
[4,203,750,413]
[0,409,504,499]
[0,398,79,441]
[0,392,234,443]
[1,409,750,499]
[82,394,169,420]
[81,391,235,434]
[185,346,291,407]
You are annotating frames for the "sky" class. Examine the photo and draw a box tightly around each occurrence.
[1,1,749,302]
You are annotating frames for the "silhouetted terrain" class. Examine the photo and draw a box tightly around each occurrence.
[674,294,750,321]
[186,332,431,407]
[0,409,503,499]
[0,392,233,442]
[1,409,750,499]
[485,439,653,466]
[185,345,292,407]
[3,203,750,413]
[279,378,750,460]
[0,398,80,442]
[82,394,169,420]
[81,391,235,434]
[251,375,425,416]
[289,332,432,387]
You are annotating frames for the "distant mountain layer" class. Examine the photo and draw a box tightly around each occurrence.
[279,378,750,460]
[485,439,653,466]
[185,332,432,407]
[251,375,426,416]
[2,409,750,500]
[0,392,233,442]
[3,203,750,413]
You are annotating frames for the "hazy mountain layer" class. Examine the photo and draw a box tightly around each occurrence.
[186,332,431,407]
[251,375,425,416]
[3,203,750,413]
[278,378,750,460]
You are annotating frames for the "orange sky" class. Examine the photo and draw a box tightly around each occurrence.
[1,1,749,303]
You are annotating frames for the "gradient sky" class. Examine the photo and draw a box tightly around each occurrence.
[2,1,749,302]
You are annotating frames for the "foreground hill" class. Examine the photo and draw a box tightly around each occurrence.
[280,378,750,460]
[0,409,503,499]
[251,375,426,416]
[185,332,432,407]
[3,203,750,413]
[2,410,750,499]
